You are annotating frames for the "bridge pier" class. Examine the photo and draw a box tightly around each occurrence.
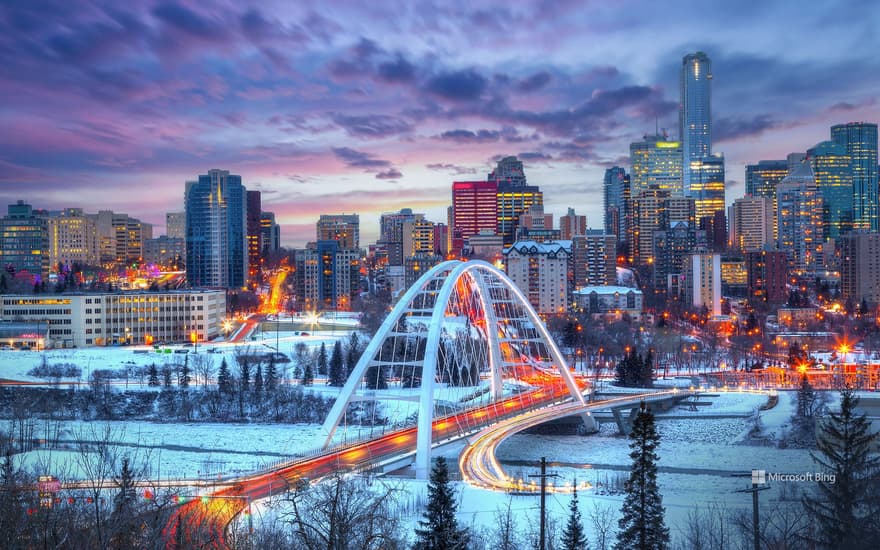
[611,406,639,435]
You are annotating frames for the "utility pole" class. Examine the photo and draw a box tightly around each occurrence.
[735,474,770,550]
[528,457,558,550]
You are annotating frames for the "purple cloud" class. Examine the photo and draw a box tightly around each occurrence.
[332,147,392,169]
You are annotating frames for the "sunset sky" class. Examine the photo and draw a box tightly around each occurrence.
[2,0,879,246]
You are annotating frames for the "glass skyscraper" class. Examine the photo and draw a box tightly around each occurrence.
[603,166,630,241]
[629,133,684,197]
[680,52,712,194]
[185,169,247,289]
[689,154,726,222]
[831,122,878,231]
[807,141,853,239]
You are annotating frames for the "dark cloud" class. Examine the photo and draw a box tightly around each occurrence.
[152,3,215,38]
[375,168,403,179]
[332,113,412,138]
[714,114,783,142]
[517,151,554,162]
[426,163,478,175]
[517,71,553,93]
[377,55,417,83]
[436,129,501,143]
[425,69,488,101]
[332,147,391,168]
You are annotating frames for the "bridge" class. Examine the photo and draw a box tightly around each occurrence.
[164,260,692,547]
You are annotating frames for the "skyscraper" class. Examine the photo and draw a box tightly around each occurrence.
[729,196,774,252]
[603,166,630,241]
[451,181,498,255]
[185,169,246,288]
[831,122,879,231]
[316,214,360,250]
[48,208,99,269]
[246,190,262,279]
[689,154,725,222]
[680,51,712,193]
[166,212,186,239]
[807,141,853,239]
[560,208,587,240]
[776,162,823,273]
[260,212,280,255]
[488,156,526,187]
[745,160,788,200]
[629,134,684,196]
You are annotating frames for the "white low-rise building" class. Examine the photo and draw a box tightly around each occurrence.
[572,285,643,317]
[0,289,225,348]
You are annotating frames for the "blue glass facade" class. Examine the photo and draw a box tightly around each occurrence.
[807,141,853,239]
[185,169,246,288]
[680,52,712,194]
[831,122,878,231]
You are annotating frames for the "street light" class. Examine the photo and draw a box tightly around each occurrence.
[190,330,198,354]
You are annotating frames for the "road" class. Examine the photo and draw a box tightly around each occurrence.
[458,389,691,493]
[163,377,587,547]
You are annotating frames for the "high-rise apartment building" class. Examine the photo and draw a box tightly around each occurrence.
[680,52,712,193]
[403,218,437,257]
[451,181,498,255]
[560,208,587,240]
[89,210,152,265]
[603,166,630,241]
[839,232,880,306]
[629,134,684,196]
[0,201,49,280]
[316,214,360,250]
[746,250,789,304]
[685,253,721,316]
[572,231,616,288]
[379,209,423,266]
[47,208,99,269]
[166,212,186,239]
[260,212,280,255]
[729,196,774,252]
[631,186,669,266]
[185,169,247,288]
[293,240,359,311]
[776,162,823,272]
[246,190,262,278]
[807,141,853,239]
[689,154,725,221]
[503,240,571,314]
[831,122,878,231]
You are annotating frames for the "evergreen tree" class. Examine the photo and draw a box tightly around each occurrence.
[615,403,669,550]
[365,365,387,390]
[179,356,190,388]
[217,358,233,395]
[162,366,172,388]
[110,456,140,548]
[301,362,314,386]
[802,388,880,549]
[561,485,589,550]
[316,342,328,377]
[328,340,345,386]
[639,349,654,387]
[147,364,160,387]
[345,332,363,377]
[239,359,251,393]
[797,373,816,417]
[265,357,278,393]
[254,363,264,397]
[413,456,469,550]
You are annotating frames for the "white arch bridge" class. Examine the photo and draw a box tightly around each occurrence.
[320,259,598,478]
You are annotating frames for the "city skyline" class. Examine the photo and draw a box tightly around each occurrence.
[2,0,879,246]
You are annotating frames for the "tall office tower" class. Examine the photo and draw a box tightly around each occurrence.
[515,203,559,242]
[246,190,262,279]
[729,196,774,252]
[689,154,725,221]
[496,182,543,246]
[838,232,880,305]
[776,162,824,273]
[746,250,788,304]
[185,169,246,288]
[47,208,99,269]
[451,181,498,255]
[316,214,360,250]
[379,208,423,266]
[560,208,587,240]
[745,160,788,199]
[807,141,854,239]
[603,166,630,240]
[685,253,721,316]
[652,201,700,292]
[680,51,712,193]
[89,210,152,265]
[260,212,280,255]
[0,200,49,280]
[166,212,186,239]
[433,223,448,257]
[787,153,806,173]
[831,122,879,231]
[572,230,617,288]
[629,133,684,196]
[488,156,526,187]
[631,186,670,266]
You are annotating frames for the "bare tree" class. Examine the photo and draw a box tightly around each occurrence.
[589,502,616,550]
[192,353,216,388]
